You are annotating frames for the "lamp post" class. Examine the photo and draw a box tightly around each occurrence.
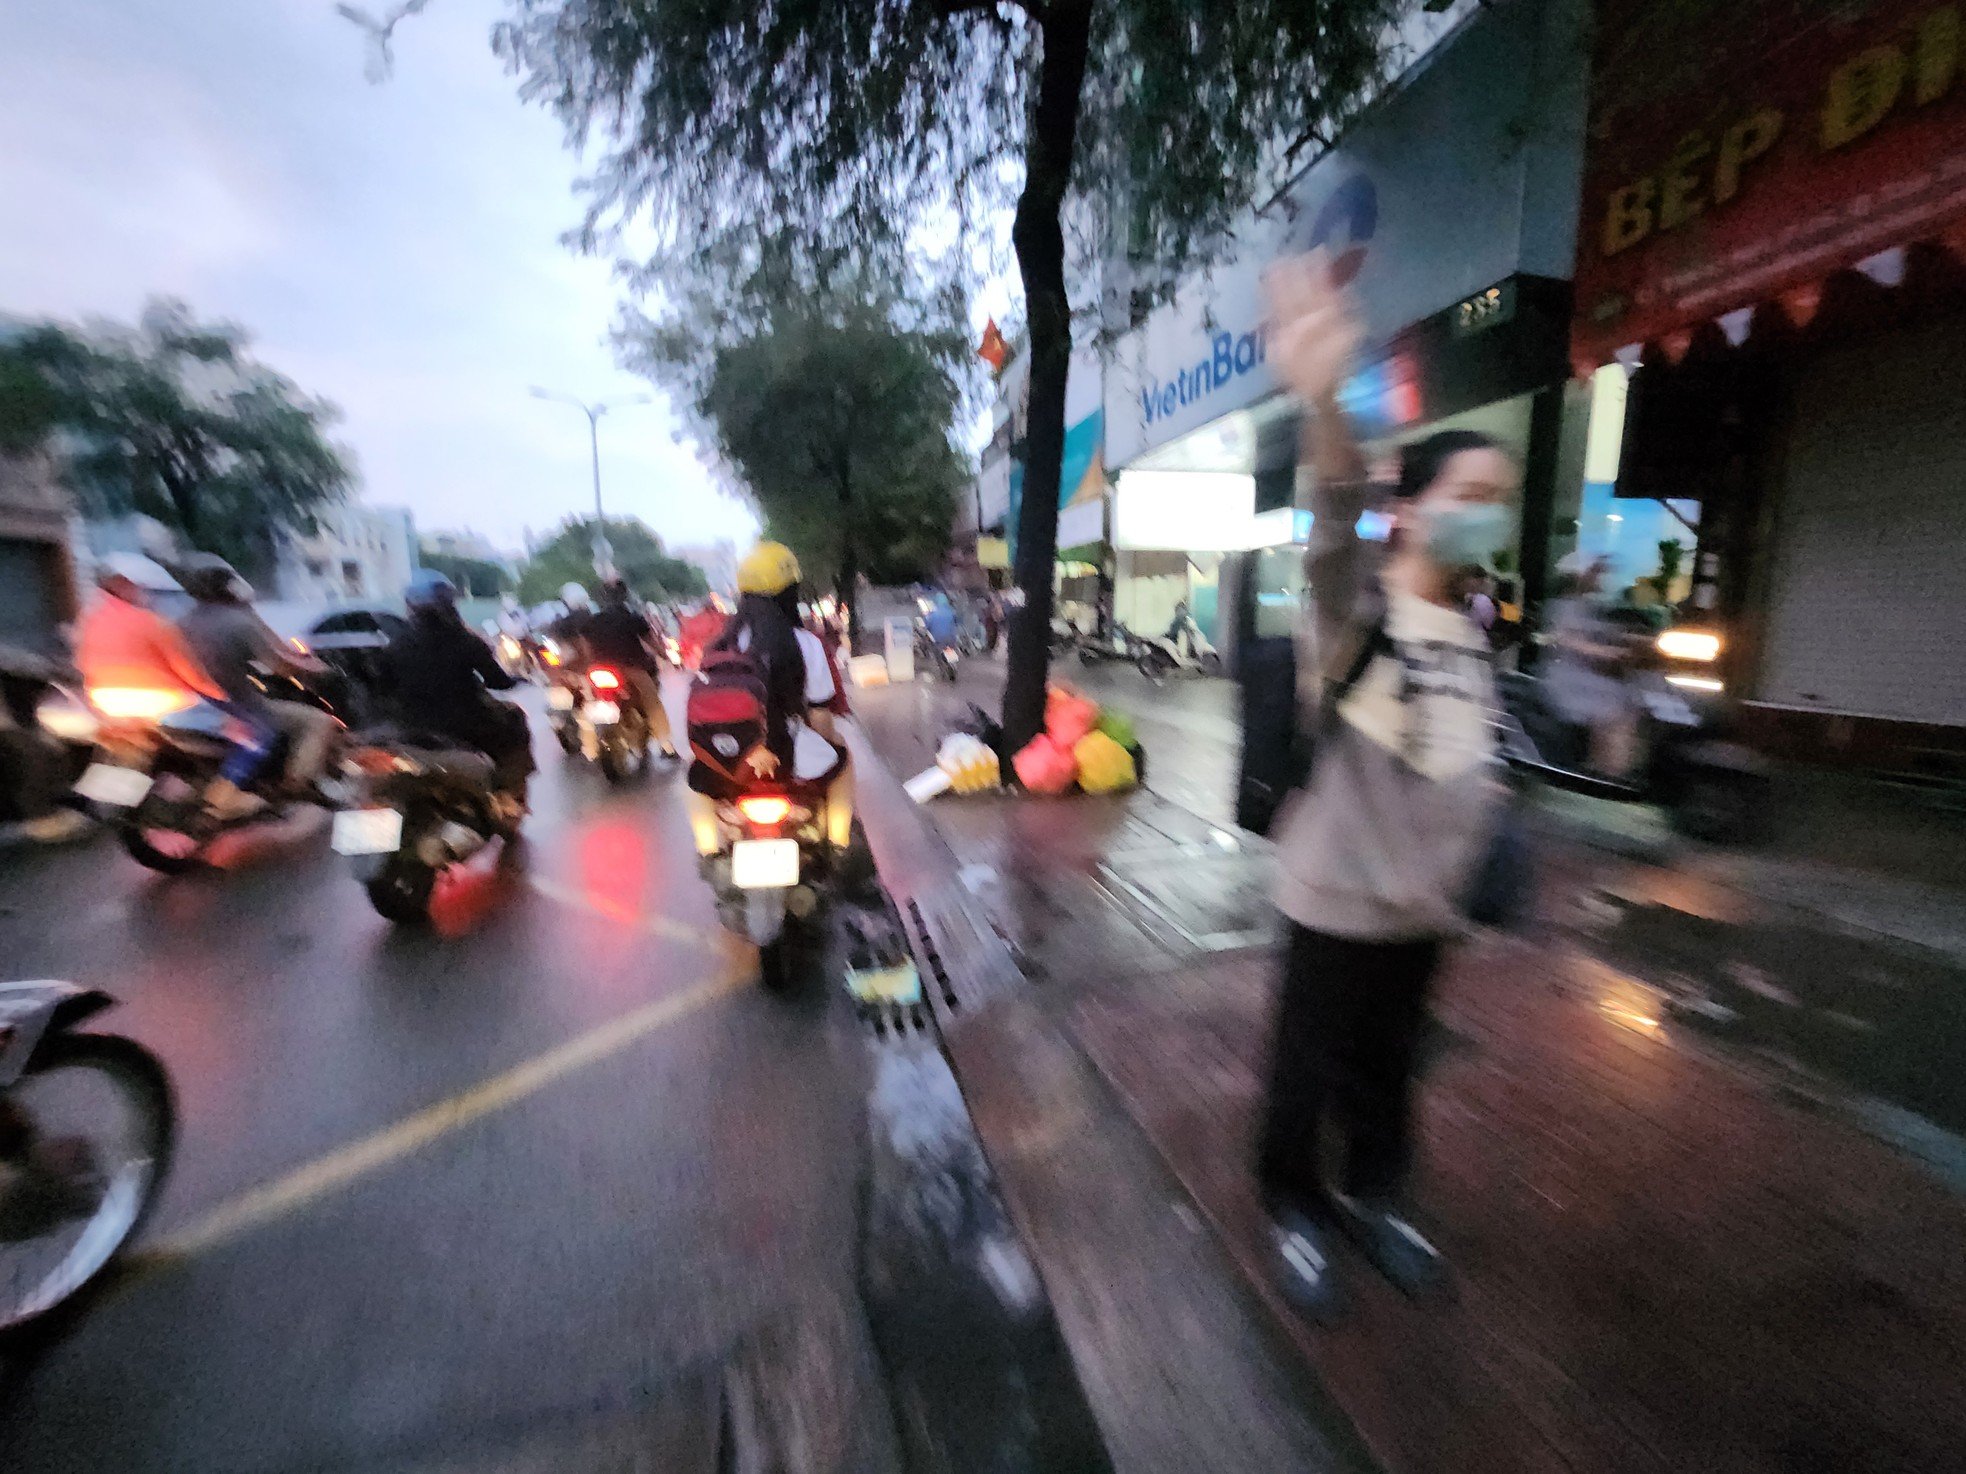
[528,388,652,577]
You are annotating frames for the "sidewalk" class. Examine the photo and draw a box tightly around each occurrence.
[847,667,1966,1474]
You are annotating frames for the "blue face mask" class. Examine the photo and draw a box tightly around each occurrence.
[1421,502,1512,569]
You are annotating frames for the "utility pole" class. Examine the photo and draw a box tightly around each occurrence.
[529,388,652,578]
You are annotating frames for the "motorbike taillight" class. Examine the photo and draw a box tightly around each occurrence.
[736,794,793,828]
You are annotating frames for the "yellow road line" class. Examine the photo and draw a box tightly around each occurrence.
[527,874,718,948]
[154,962,752,1261]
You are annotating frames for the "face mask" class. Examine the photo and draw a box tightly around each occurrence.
[1421,502,1512,570]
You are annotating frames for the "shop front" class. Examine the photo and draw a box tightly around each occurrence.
[1575,0,1966,762]
[1102,0,1590,669]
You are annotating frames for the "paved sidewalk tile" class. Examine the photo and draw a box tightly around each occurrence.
[849,674,1966,1474]
[1070,940,1966,1474]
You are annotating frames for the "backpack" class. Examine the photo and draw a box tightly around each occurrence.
[686,648,771,788]
[1234,618,1386,836]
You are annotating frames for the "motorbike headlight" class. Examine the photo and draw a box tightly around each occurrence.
[1656,629,1721,662]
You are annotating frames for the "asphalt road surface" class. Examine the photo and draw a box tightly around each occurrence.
[0,682,889,1472]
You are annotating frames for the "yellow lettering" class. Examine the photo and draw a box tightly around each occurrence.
[1915,4,1959,106]
[1714,109,1783,203]
[1822,43,1907,148]
[1603,177,1656,256]
[1659,132,1711,229]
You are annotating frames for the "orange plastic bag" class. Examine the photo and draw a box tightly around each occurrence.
[1013,733,1078,795]
[1045,685,1100,748]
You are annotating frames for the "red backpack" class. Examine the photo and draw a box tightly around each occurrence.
[686,648,772,786]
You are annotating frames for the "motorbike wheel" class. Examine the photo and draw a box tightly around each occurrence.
[365,856,438,923]
[1138,649,1171,685]
[116,787,213,874]
[599,711,649,786]
[1200,651,1224,677]
[0,1033,176,1339]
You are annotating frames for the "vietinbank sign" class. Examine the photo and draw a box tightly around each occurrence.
[1133,175,1378,433]
[1136,324,1271,429]
[1104,0,1588,469]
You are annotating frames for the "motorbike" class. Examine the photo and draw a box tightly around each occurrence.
[1071,624,1140,666]
[914,625,961,683]
[700,781,837,992]
[1496,621,1770,842]
[546,664,654,784]
[74,672,347,874]
[330,731,518,923]
[1136,611,1223,683]
[0,980,175,1337]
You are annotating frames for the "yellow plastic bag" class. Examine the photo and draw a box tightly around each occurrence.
[1073,730,1137,794]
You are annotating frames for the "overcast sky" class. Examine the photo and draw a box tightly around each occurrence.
[1,0,762,555]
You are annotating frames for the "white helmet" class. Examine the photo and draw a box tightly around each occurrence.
[559,581,591,611]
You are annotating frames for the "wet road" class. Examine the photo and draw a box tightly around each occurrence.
[0,684,883,1471]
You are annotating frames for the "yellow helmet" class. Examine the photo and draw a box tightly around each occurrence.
[737,541,801,596]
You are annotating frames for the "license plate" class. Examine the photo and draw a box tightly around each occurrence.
[547,687,576,710]
[332,808,404,855]
[74,764,153,807]
[732,838,800,890]
[588,700,620,726]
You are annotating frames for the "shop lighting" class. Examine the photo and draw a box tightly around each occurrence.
[1656,630,1722,662]
[1665,675,1725,693]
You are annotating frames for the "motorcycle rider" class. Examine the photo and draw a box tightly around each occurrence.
[379,570,535,822]
[582,577,679,761]
[175,554,338,818]
[687,542,853,857]
[74,559,225,709]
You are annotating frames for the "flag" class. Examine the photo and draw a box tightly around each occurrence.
[977,318,1009,373]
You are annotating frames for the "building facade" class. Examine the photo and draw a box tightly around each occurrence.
[1574,0,1966,762]
[1101,0,1592,667]
[271,501,417,606]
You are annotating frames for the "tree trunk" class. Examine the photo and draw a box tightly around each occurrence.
[837,472,862,655]
[1001,0,1095,753]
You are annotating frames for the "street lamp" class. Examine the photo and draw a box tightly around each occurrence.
[529,387,653,576]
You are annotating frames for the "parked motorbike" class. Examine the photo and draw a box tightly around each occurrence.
[1496,627,1770,842]
[546,664,654,783]
[0,980,175,1337]
[914,625,961,683]
[1136,611,1222,683]
[74,672,347,874]
[331,732,518,922]
[1072,624,1139,666]
[700,783,836,992]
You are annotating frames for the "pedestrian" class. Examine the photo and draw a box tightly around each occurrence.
[1255,250,1516,1321]
[1544,552,1643,778]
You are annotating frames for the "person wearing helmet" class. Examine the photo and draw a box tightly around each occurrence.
[688,541,853,855]
[582,576,679,760]
[176,553,338,815]
[380,570,534,817]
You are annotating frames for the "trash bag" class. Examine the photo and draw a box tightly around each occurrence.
[1045,685,1100,747]
[1013,733,1078,795]
[1095,710,1137,750]
[1074,730,1137,794]
[937,733,1002,793]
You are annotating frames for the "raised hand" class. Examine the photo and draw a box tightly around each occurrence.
[1264,248,1364,406]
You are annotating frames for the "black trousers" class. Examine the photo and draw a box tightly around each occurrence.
[1255,922,1441,1213]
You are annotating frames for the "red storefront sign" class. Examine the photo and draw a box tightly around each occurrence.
[1574,0,1966,366]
